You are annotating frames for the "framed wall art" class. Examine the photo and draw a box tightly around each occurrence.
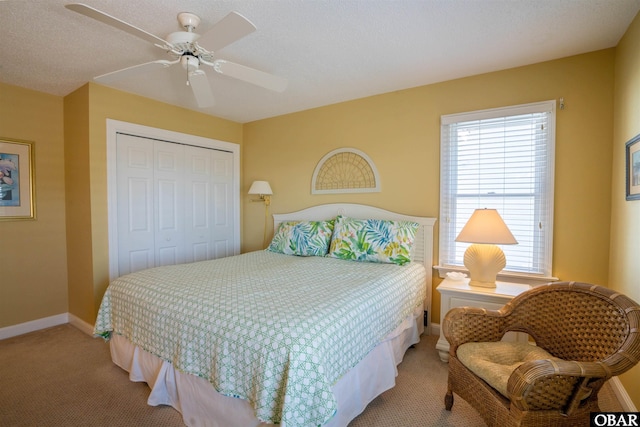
[626,133,640,201]
[0,138,36,220]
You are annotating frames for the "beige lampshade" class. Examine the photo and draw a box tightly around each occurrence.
[455,209,517,245]
[455,209,517,288]
[248,181,273,196]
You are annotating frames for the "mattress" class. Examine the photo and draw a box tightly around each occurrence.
[95,250,427,426]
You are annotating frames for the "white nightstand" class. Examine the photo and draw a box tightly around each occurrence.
[436,278,531,362]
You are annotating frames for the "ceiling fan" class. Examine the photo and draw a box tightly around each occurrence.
[65,3,287,108]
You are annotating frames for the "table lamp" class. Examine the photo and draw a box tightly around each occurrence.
[455,208,518,288]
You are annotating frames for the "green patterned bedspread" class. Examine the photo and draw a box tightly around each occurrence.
[94,251,426,426]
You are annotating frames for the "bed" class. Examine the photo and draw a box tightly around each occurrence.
[95,203,436,427]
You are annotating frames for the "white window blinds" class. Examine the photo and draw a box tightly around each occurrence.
[439,101,556,278]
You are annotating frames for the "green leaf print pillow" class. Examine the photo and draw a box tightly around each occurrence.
[267,219,335,256]
[328,215,419,265]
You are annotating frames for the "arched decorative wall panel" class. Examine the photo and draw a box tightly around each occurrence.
[311,148,381,194]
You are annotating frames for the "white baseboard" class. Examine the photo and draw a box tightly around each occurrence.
[68,313,95,336]
[0,313,69,340]
[430,322,440,337]
[0,313,95,340]
[609,377,637,412]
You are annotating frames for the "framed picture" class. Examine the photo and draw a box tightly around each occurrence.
[626,134,640,201]
[0,138,36,220]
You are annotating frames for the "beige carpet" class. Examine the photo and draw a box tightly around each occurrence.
[0,324,623,426]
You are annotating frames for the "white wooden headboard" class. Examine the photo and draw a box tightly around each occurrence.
[273,203,437,329]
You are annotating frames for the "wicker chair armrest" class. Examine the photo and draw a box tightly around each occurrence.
[507,358,612,412]
[443,306,507,352]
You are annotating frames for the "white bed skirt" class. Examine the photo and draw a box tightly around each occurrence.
[109,306,424,427]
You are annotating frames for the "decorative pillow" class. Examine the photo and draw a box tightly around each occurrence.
[267,219,335,256]
[328,215,419,265]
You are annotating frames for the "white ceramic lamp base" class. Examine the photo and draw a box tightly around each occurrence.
[463,243,506,288]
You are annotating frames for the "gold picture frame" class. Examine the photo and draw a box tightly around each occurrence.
[626,133,640,201]
[0,137,36,220]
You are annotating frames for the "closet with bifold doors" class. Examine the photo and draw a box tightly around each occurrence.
[115,132,235,276]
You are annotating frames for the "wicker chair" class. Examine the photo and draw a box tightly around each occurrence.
[443,281,640,427]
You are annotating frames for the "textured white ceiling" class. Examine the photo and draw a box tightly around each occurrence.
[1,0,639,123]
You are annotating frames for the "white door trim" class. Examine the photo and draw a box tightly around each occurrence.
[106,119,240,281]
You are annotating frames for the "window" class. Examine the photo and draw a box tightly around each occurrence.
[438,101,556,281]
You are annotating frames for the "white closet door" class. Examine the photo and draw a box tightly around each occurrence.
[183,146,234,262]
[154,141,185,267]
[108,120,240,280]
[210,149,234,259]
[116,134,155,275]
[184,145,212,263]
[116,133,234,276]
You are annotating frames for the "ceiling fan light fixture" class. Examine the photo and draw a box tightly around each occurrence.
[181,55,200,72]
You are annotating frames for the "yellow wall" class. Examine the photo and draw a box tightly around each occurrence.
[0,83,68,327]
[64,85,94,323]
[610,11,640,408]
[244,49,616,324]
[64,83,243,324]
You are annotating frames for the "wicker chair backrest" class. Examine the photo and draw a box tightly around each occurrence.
[501,282,640,372]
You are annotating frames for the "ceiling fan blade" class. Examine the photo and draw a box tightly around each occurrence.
[188,70,215,108]
[210,59,287,92]
[95,60,178,83]
[65,3,170,48]
[196,11,256,52]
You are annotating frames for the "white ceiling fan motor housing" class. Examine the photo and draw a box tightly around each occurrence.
[167,30,200,49]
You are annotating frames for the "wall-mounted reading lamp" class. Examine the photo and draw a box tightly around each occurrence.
[248,180,273,206]
[248,181,273,247]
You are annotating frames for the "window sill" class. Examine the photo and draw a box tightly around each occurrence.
[433,265,559,286]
